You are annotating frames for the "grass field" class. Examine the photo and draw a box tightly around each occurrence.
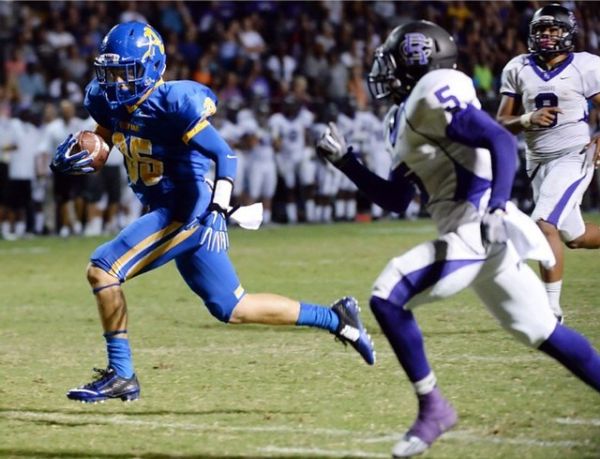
[1,219,599,459]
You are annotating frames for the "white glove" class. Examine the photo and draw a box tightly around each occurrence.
[316,122,348,166]
[481,208,508,246]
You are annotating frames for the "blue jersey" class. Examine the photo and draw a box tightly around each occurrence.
[85,79,233,221]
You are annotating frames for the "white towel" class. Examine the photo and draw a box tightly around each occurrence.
[504,201,556,269]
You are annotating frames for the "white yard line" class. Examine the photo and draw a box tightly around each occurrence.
[555,417,600,427]
[362,430,588,448]
[443,429,588,448]
[0,246,48,254]
[258,446,388,458]
[0,411,355,436]
[1,411,590,450]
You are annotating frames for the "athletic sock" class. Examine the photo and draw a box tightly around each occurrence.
[323,204,333,222]
[263,208,271,224]
[345,199,357,220]
[286,203,297,224]
[305,199,316,222]
[335,200,345,220]
[539,323,600,392]
[370,296,432,382]
[104,331,134,378]
[296,302,339,332]
[543,280,563,317]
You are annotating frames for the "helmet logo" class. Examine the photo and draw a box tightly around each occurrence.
[401,33,433,65]
[141,26,165,63]
[97,53,120,64]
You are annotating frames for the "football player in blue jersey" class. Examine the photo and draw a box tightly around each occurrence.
[50,22,375,404]
[318,20,600,458]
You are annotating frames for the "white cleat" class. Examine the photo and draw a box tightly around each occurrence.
[392,434,429,458]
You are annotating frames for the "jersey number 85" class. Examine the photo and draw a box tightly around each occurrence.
[112,132,164,186]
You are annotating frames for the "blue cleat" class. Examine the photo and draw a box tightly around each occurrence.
[67,367,140,403]
[331,296,376,365]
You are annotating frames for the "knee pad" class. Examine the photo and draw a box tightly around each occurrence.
[503,314,556,348]
[204,293,241,323]
[206,303,232,323]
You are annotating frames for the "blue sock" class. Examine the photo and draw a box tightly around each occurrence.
[104,331,134,378]
[539,323,600,392]
[370,296,431,382]
[296,302,339,332]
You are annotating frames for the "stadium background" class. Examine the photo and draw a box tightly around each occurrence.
[1,0,600,237]
[1,3,600,458]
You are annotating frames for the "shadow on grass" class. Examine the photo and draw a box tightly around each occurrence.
[423,327,500,338]
[0,451,371,459]
[0,407,311,417]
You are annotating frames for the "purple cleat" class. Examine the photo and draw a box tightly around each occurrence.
[392,387,458,457]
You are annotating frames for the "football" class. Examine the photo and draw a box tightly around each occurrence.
[72,130,110,172]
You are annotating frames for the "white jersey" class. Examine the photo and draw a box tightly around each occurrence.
[41,117,86,154]
[374,69,558,347]
[268,109,314,159]
[0,116,19,164]
[8,119,40,180]
[217,119,242,146]
[354,110,390,176]
[337,113,357,145]
[385,68,492,235]
[249,127,275,162]
[500,52,600,160]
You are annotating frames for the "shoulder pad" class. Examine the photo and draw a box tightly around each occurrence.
[502,54,530,73]
[164,80,218,119]
[572,51,600,66]
[413,69,477,111]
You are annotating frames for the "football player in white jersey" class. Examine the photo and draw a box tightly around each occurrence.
[317,21,600,458]
[335,99,359,221]
[239,106,277,225]
[496,4,600,322]
[268,97,316,223]
[354,99,392,219]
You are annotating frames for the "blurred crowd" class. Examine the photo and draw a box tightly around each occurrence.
[1,1,600,238]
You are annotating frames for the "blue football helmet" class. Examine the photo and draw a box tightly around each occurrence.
[94,21,166,109]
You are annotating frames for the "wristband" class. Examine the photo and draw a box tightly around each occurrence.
[520,112,533,128]
[212,178,233,210]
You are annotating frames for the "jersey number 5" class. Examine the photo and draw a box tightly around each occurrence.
[112,132,164,186]
[434,85,461,111]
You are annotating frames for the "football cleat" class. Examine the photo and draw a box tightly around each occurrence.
[392,388,458,457]
[66,367,140,403]
[331,296,376,365]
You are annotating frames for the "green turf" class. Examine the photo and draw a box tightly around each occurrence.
[1,219,599,459]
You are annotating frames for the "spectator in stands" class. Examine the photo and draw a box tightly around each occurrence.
[43,99,85,236]
[3,0,600,230]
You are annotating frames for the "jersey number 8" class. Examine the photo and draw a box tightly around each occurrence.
[534,93,559,128]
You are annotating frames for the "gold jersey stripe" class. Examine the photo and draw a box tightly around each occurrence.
[182,119,209,144]
[109,221,182,278]
[126,79,165,114]
[125,224,200,279]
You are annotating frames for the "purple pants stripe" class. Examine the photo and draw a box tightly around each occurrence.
[389,258,482,306]
[547,174,587,226]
